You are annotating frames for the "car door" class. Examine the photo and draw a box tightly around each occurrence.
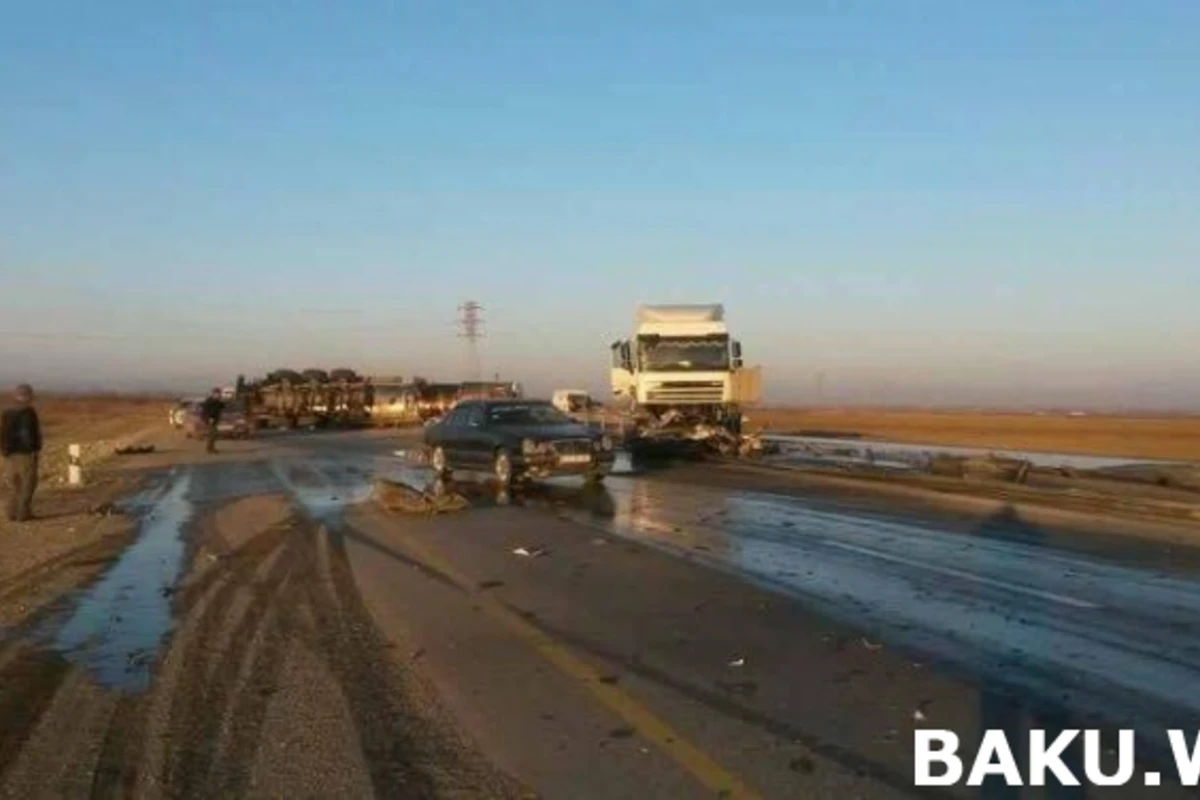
[431,407,464,462]
[458,403,491,466]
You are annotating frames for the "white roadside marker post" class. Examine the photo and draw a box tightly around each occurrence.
[68,444,82,486]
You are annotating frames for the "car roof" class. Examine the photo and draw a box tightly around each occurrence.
[479,398,550,407]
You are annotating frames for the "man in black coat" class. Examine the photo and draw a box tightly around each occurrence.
[1,384,42,522]
[201,388,225,454]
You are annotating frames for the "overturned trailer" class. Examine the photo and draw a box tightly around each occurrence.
[236,369,375,429]
[237,371,524,429]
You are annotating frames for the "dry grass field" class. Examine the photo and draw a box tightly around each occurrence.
[35,394,166,444]
[11,395,1200,464]
[747,407,1200,462]
[12,394,167,483]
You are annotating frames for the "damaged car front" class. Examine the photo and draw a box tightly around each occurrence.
[425,399,617,486]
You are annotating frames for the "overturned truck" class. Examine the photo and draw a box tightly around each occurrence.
[236,369,376,429]
[610,304,763,456]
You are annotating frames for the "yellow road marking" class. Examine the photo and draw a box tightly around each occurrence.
[395,523,762,799]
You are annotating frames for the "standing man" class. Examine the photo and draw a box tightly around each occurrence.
[2,384,42,522]
[201,387,225,454]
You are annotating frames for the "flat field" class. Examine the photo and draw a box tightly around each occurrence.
[747,406,1200,462]
[14,394,166,482]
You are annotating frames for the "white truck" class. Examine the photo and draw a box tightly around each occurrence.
[610,304,762,454]
[551,389,595,415]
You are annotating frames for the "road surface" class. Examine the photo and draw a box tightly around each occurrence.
[0,429,1196,798]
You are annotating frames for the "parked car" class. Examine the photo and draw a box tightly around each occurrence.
[424,399,616,486]
[181,402,253,440]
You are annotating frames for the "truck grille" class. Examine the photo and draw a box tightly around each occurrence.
[645,381,725,403]
[551,438,593,455]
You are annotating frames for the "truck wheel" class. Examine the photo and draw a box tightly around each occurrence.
[493,449,514,487]
[431,446,451,477]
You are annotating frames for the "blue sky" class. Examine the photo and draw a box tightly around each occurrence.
[1,1,1197,407]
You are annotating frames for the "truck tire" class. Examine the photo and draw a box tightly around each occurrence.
[302,369,329,383]
[330,368,358,382]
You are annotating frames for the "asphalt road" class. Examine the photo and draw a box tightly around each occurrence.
[1,429,1197,798]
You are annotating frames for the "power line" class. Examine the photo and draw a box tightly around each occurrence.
[457,301,484,382]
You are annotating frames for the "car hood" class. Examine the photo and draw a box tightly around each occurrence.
[491,423,597,441]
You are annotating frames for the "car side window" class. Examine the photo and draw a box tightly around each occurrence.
[443,409,463,427]
[464,405,485,427]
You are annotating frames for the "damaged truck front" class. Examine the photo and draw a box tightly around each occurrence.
[610,304,763,455]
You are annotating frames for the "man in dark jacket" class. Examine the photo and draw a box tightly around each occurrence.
[2,384,42,522]
[201,388,225,454]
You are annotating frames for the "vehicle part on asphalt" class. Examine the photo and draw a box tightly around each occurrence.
[374,478,468,515]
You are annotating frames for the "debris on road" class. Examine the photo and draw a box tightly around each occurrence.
[728,656,746,668]
[861,638,884,651]
[607,726,636,739]
[913,708,928,722]
[88,501,125,517]
[375,478,467,515]
[114,444,156,455]
[512,546,549,558]
[477,580,506,590]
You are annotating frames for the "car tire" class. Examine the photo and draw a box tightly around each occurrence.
[493,448,514,487]
[431,446,451,476]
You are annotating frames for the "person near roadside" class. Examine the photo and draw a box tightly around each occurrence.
[201,388,225,454]
[1,384,43,522]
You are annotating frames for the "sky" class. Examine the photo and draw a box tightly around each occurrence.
[1,1,1197,408]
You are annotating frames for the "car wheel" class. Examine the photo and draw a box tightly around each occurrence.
[431,446,451,476]
[493,448,514,487]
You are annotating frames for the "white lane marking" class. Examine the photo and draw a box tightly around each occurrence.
[824,540,1102,610]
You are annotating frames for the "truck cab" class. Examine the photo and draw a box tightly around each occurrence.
[552,389,594,415]
[610,304,761,417]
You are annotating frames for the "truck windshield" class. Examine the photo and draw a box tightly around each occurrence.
[488,403,573,425]
[638,337,730,371]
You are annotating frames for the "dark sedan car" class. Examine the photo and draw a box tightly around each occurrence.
[424,399,616,486]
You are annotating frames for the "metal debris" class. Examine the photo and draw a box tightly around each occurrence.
[114,444,156,455]
[88,502,124,517]
[512,546,549,558]
[375,478,468,515]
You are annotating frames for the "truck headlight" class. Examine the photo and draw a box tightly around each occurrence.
[521,438,538,455]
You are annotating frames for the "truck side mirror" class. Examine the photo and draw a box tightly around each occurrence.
[731,340,743,368]
[622,342,633,370]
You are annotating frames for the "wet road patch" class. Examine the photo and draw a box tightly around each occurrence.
[41,468,195,691]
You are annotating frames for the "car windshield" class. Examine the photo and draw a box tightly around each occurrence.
[487,403,572,426]
[639,336,730,371]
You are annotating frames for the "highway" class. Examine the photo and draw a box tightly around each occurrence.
[0,429,1197,798]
